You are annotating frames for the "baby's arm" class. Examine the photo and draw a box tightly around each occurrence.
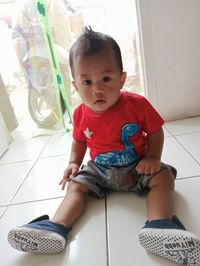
[136,128,164,175]
[59,140,87,190]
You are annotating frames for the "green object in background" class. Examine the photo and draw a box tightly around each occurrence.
[35,0,73,131]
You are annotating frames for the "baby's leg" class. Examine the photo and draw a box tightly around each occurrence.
[139,169,200,265]
[7,181,90,254]
[147,168,174,221]
[52,180,90,228]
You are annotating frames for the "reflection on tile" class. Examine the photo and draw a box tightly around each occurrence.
[11,155,70,204]
[176,132,200,165]
[107,193,175,266]
[40,132,73,158]
[1,197,106,266]
[0,136,51,164]
[162,137,200,178]
[165,117,200,136]
[0,161,34,206]
[174,176,200,234]
[107,177,200,266]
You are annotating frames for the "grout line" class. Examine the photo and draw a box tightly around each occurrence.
[0,196,64,208]
[0,135,53,166]
[105,196,110,266]
[6,137,53,208]
[0,206,8,220]
[175,131,200,137]
[0,159,34,166]
[164,129,200,138]
[176,175,200,182]
[0,152,70,166]
[163,125,173,136]
[164,135,173,139]
[0,196,64,220]
[39,152,69,160]
[173,136,200,167]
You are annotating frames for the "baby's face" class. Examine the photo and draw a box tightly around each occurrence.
[72,47,126,114]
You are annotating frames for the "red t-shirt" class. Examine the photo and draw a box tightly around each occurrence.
[73,91,164,168]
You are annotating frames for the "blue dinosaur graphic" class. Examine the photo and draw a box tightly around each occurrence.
[95,123,139,168]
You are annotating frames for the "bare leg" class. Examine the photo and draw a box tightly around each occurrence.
[7,180,90,254]
[139,170,200,265]
[147,169,174,221]
[52,181,90,228]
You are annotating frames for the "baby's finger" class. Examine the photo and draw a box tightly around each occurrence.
[59,179,65,186]
[69,169,78,179]
[136,164,145,174]
[61,179,67,190]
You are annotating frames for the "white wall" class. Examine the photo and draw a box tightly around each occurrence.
[137,0,200,121]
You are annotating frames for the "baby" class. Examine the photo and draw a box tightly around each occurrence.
[8,27,200,265]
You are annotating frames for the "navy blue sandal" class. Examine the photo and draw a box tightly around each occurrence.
[139,216,200,265]
[8,215,71,254]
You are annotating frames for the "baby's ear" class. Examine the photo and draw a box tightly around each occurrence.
[120,72,127,84]
[72,81,78,91]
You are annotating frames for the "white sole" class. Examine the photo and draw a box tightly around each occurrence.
[138,228,200,265]
[8,226,66,254]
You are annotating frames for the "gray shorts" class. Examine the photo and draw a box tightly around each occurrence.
[70,160,177,198]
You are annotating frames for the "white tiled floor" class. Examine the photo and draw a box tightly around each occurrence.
[1,117,200,266]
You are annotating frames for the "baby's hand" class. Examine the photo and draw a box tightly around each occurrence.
[59,163,79,190]
[136,155,161,175]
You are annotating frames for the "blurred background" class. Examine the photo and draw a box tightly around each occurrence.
[0,0,142,141]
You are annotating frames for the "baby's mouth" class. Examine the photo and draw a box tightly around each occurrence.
[94,99,106,105]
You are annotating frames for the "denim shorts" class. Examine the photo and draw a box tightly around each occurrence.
[70,160,177,198]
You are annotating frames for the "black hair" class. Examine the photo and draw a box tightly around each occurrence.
[69,26,123,77]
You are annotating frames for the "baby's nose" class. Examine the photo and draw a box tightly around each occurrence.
[92,83,104,94]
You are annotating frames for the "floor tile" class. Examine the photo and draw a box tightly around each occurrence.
[1,115,200,266]
[40,132,72,158]
[0,198,106,266]
[0,161,34,206]
[162,137,200,178]
[106,176,200,266]
[106,193,175,266]
[0,136,51,164]
[11,155,70,204]
[174,176,200,233]
[176,132,200,165]
[165,117,200,136]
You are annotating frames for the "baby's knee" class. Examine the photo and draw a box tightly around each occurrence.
[149,169,175,190]
[67,180,90,194]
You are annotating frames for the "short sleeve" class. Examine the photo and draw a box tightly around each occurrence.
[140,96,164,134]
[72,106,86,142]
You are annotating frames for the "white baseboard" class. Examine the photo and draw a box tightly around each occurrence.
[0,112,8,157]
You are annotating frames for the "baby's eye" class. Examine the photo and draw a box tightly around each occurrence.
[83,80,92,85]
[102,76,111,82]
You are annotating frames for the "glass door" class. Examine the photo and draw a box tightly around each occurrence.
[0,0,143,139]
